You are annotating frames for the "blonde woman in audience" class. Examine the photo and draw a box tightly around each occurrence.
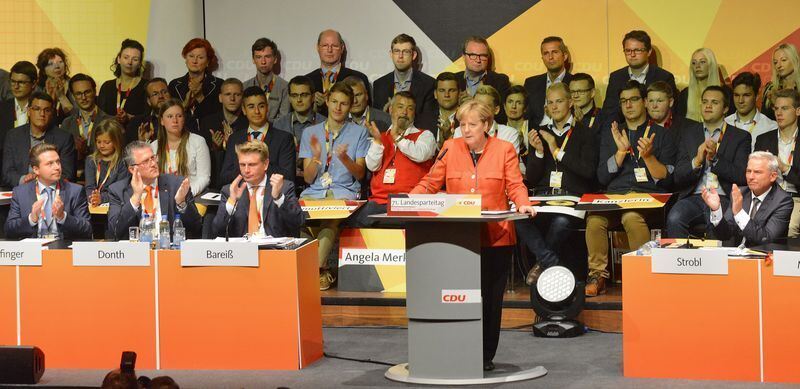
[676,48,730,121]
[763,43,800,119]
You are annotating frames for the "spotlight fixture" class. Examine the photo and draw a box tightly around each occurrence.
[530,266,585,338]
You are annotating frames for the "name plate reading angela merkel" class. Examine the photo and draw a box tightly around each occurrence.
[72,241,150,266]
[180,240,259,267]
[0,242,43,266]
[651,248,728,275]
[387,194,481,217]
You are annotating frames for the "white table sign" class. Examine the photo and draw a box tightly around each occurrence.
[72,242,150,266]
[772,250,800,277]
[651,248,728,275]
[0,241,43,266]
[180,240,259,267]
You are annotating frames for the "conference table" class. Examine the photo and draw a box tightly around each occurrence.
[0,239,323,370]
[623,246,800,383]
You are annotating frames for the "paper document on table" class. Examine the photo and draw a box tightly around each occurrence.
[212,236,300,246]
[21,238,57,247]
[201,192,221,201]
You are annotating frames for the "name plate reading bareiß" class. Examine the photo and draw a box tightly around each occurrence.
[387,194,481,217]
[772,250,800,277]
[180,241,259,267]
[72,242,150,266]
[651,248,728,275]
[0,242,43,266]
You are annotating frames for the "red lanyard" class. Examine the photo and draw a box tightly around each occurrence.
[76,109,96,141]
[715,123,728,152]
[628,125,652,162]
[324,121,340,172]
[117,81,133,112]
[95,160,113,191]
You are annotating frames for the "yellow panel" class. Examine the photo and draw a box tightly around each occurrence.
[374,265,406,293]
[360,228,405,250]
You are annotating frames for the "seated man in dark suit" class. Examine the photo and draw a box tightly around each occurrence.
[372,34,437,131]
[125,78,170,145]
[3,92,76,188]
[524,36,573,129]
[219,86,296,186]
[200,78,248,189]
[454,36,511,123]
[5,143,91,239]
[306,29,371,116]
[702,151,793,246]
[599,30,678,130]
[212,140,303,238]
[666,85,751,238]
[107,141,201,240]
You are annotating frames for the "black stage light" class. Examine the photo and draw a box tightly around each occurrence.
[530,266,585,338]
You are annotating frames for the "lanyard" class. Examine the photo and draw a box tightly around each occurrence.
[385,129,408,167]
[76,109,96,141]
[260,76,276,100]
[35,181,61,228]
[553,127,573,159]
[714,123,728,152]
[324,121,341,173]
[627,125,652,164]
[95,160,113,191]
[116,80,133,112]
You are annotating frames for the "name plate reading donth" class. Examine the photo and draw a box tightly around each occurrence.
[651,248,728,275]
[72,242,150,266]
[180,241,259,267]
[0,242,43,266]
[773,250,800,277]
[387,194,481,217]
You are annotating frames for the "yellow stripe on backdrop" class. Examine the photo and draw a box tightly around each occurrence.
[0,0,150,78]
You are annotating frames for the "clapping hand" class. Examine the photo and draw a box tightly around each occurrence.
[174,177,190,205]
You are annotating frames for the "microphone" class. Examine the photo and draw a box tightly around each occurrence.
[225,180,245,242]
[680,233,706,249]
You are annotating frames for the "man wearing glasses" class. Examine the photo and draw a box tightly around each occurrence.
[372,34,437,132]
[305,29,371,116]
[569,73,601,137]
[524,36,573,129]
[125,78,172,145]
[60,73,112,169]
[600,30,677,131]
[3,92,76,188]
[0,61,39,179]
[454,36,511,123]
[107,141,201,240]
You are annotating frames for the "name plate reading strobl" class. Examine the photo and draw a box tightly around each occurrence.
[72,242,150,266]
[180,241,259,267]
[772,250,800,277]
[387,194,481,217]
[0,241,44,266]
[651,248,728,275]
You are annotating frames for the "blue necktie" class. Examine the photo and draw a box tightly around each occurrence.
[44,187,54,228]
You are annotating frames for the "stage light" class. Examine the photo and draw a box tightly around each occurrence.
[530,266,585,338]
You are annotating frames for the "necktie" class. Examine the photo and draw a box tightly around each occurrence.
[44,187,54,225]
[749,197,761,220]
[323,71,333,92]
[248,186,261,234]
[143,185,154,215]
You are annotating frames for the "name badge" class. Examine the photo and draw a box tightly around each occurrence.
[706,172,719,189]
[634,167,649,183]
[180,240,259,267]
[651,248,728,275]
[320,171,333,188]
[773,250,800,277]
[72,242,150,266]
[383,168,396,184]
[549,171,563,188]
[0,242,43,266]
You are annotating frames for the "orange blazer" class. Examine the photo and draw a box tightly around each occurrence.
[411,136,532,247]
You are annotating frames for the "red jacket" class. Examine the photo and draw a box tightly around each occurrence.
[411,136,531,247]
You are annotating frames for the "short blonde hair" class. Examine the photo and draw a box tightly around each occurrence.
[474,84,501,107]
[457,100,494,124]
[235,140,269,162]
[546,82,570,98]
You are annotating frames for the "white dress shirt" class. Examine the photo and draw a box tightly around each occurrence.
[225,175,285,234]
[366,126,437,172]
[151,132,211,195]
[724,110,778,150]
[710,187,772,232]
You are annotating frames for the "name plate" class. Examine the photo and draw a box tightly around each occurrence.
[0,242,43,266]
[339,248,405,266]
[773,250,800,277]
[651,248,728,275]
[180,241,259,267]
[72,242,150,266]
[387,194,481,217]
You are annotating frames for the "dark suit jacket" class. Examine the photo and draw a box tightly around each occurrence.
[0,99,19,176]
[454,70,511,123]
[2,124,76,188]
[107,174,201,240]
[526,121,597,195]
[524,72,573,129]
[168,73,224,126]
[198,111,249,189]
[212,177,304,238]
[219,125,297,187]
[674,86,735,121]
[5,179,92,239]
[708,183,793,246]
[84,158,130,204]
[754,129,800,188]
[305,66,371,116]
[599,65,677,130]
[673,120,750,199]
[372,70,437,131]
[354,107,391,132]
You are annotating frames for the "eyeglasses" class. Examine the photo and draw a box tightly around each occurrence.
[623,48,648,56]
[392,49,414,56]
[464,52,490,61]
[570,89,592,95]
[619,96,643,105]
[289,92,312,99]
[133,155,158,166]
[29,106,53,114]
[72,90,95,98]
[10,80,32,87]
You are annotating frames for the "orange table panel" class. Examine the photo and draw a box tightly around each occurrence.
[623,255,761,381]
[157,242,323,370]
[0,265,16,345]
[19,250,157,368]
[761,261,800,383]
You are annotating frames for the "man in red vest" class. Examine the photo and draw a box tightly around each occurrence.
[351,91,436,226]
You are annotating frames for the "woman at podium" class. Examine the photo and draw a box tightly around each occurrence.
[411,100,536,370]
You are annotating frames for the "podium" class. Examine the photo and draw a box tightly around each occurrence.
[370,213,547,385]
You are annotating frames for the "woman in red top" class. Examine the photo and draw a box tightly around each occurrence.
[411,100,535,370]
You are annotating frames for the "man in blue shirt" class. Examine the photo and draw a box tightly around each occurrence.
[298,82,369,290]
